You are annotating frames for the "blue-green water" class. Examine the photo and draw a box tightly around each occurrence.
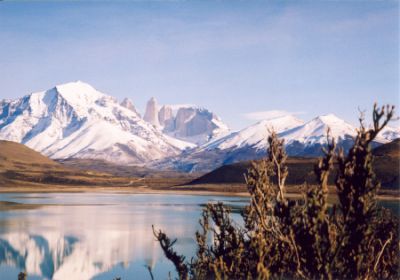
[0,193,248,280]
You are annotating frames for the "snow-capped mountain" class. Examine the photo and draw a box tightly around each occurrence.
[278,114,356,157]
[0,81,193,164]
[204,115,305,151]
[0,81,397,172]
[143,98,230,145]
[281,114,355,145]
[151,115,306,172]
[120,97,140,116]
[378,125,400,142]
[277,113,398,150]
[152,114,399,172]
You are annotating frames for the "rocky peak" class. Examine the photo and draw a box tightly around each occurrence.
[158,105,174,127]
[143,97,160,127]
[120,98,140,116]
[163,106,229,145]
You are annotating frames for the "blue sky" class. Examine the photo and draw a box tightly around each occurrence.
[0,0,398,130]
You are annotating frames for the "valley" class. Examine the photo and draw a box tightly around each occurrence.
[0,139,398,200]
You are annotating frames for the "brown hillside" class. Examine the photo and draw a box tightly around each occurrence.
[0,141,133,188]
[0,140,59,167]
[0,141,191,190]
[371,139,400,189]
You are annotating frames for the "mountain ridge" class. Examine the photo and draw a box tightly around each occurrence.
[0,81,193,165]
[143,97,230,145]
[0,81,398,172]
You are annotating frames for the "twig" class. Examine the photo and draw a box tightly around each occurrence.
[373,233,393,273]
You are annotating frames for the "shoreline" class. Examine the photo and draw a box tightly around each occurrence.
[0,185,250,198]
[0,184,399,201]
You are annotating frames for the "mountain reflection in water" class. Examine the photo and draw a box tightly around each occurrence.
[0,193,247,280]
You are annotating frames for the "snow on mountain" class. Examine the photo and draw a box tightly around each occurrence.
[158,105,174,127]
[143,98,230,145]
[151,115,305,172]
[278,113,398,147]
[280,114,356,145]
[152,113,396,172]
[120,97,140,116]
[1,81,397,170]
[160,104,196,116]
[163,105,230,145]
[0,81,193,164]
[377,125,400,142]
[204,115,305,151]
[276,114,358,157]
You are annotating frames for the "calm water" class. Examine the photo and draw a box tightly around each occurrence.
[0,193,398,280]
[0,193,248,280]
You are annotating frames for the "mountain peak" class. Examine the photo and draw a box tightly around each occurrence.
[253,115,304,132]
[203,114,303,151]
[120,97,139,115]
[53,81,107,107]
[0,83,191,165]
[281,113,356,146]
[266,114,304,122]
[315,113,343,123]
[148,96,158,105]
[143,97,160,126]
[55,80,96,91]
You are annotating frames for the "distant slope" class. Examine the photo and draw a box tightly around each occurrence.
[372,138,400,157]
[0,140,59,168]
[190,139,400,189]
[0,140,133,188]
[190,158,317,186]
[58,158,199,179]
[371,139,400,189]
[0,141,193,190]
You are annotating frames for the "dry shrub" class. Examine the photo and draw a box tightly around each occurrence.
[154,104,399,280]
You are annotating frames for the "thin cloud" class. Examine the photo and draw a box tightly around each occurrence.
[242,110,305,121]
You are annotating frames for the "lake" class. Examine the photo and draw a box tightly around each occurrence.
[0,192,398,280]
[0,193,248,280]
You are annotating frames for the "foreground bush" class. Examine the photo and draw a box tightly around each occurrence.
[154,104,399,280]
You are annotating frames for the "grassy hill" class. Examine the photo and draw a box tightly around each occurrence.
[1,139,397,192]
[0,140,58,167]
[0,141,137,189]
[190,139,400,190]
[0,140,192,191]
[0,140,126,188]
